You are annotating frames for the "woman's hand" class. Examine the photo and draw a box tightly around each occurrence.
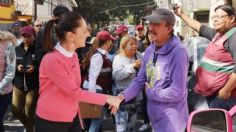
[106,95,123,115]
[133,60,142,69]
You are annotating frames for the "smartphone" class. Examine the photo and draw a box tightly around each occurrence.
[22,65,30,72]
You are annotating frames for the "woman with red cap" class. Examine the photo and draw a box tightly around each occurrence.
[82,30,115,132]
[12,26,38,132]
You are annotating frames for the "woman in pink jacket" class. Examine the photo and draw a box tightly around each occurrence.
[35,12,121,132]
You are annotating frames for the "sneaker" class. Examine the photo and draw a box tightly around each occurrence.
[138,123,150,131]
[7,116,17,121]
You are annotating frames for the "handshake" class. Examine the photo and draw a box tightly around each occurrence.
[106,94,124,115]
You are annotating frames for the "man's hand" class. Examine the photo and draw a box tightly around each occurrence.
[17,64,25,73]
[218,88,231,100]
[218,73,236,100]
[145,82,151,92]
[26,65,35,73]
[117,94,124,102]
[173,5,184,17]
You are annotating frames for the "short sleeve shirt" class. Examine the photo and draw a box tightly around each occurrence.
[199,25,236,73]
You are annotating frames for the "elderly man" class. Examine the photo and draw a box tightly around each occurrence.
[33,19,43,35]
[174,4,236,110]
[119,8,189,132]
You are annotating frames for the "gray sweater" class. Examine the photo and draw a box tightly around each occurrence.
[112,52,143,92]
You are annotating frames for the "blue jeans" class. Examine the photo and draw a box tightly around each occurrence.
[206,94,236,110]
[0,92,12,132]
[114,104,137,132]
[89,89,104,132]
[113,89,137,132]
[89,117,103,132]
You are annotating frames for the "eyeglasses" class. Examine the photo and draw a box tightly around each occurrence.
[211,15,228,20]
[35,25,42,27]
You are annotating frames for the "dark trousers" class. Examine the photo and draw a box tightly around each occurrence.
[12,88,38,132]
[142,90,150,123]
[35,115,82,132]
[206,94,236,110]
[0,92,12,132]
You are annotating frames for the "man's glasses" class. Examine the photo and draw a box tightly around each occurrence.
[211,15,228,20]
[35,25,42,27]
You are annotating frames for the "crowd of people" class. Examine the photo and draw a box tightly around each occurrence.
[0,3,236,132]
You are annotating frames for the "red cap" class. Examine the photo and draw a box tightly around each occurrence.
[135,25,144,30]
[115,25,128,35]
[97,31,116,41]
[21,26,35,36]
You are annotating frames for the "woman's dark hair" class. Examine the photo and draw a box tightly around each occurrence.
[215,4,235,16]
[144,29,150,46]
[82,37,107,71]
[43,12,83,52]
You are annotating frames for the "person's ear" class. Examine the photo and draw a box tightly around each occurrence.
[230,16,235,23]
[167,26,173,33]
[66,32,74,41]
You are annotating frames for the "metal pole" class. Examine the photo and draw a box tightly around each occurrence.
[34,0,37,20]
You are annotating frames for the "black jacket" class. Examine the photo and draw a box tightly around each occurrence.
[35,25,58,65]
[13,42,39,90]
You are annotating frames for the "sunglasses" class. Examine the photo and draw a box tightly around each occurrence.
[35,25,42,27]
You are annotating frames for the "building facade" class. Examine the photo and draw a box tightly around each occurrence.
[36,0,77,22]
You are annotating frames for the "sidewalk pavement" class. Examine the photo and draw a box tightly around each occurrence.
[3,113,152,132]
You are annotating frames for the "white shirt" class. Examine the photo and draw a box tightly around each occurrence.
[84,48,109,92]
[55,43,73,57]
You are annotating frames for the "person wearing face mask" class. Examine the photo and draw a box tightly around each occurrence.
[112,35,143,132]
[118,8,189,132]
[12,26,38,132]
[174,4,236,110]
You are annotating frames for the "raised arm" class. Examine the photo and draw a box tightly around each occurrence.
[174,5,202,32]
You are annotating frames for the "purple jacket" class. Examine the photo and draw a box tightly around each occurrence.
[124,36,189,132]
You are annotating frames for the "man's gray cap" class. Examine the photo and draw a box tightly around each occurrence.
[143,8,176,26]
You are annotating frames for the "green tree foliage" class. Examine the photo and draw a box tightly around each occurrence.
[74,0,156,27]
